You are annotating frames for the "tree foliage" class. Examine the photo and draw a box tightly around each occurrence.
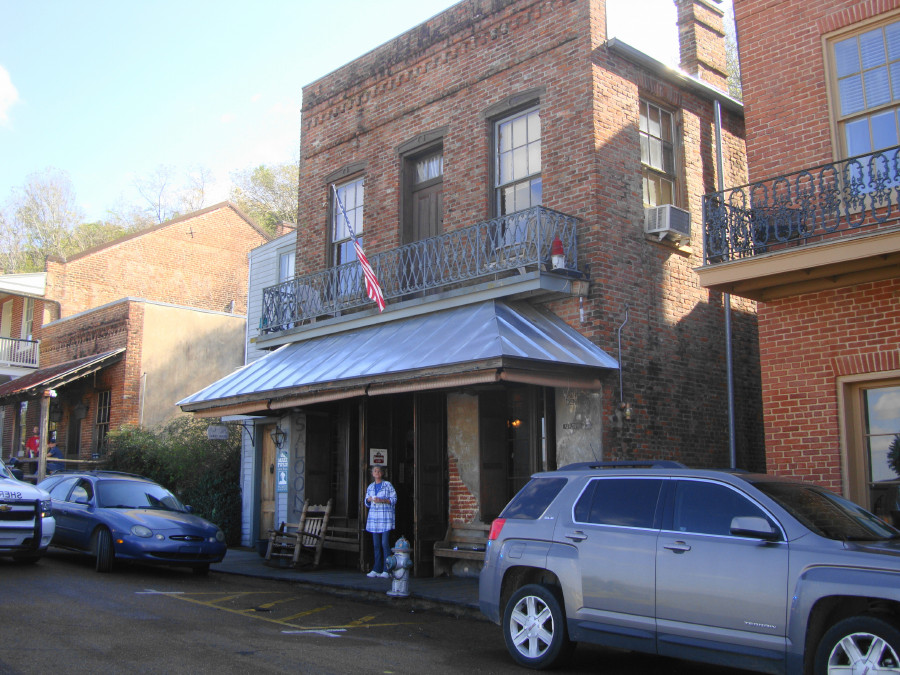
[888,435,900,476]
[134,164,213,224]
[229,162,298,235]
[104,416,242,545]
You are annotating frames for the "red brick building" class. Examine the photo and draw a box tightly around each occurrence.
[0,203,269,476]
[182,0,760,571]
[697,1,900,514]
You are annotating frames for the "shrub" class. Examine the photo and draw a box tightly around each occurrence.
[105,417,242,545]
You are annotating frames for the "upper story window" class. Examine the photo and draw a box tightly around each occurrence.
[278,250,295,283]
[640,99,677,207]
[495,107,542,215]
[331,177,364,267]
[830,18,900,157]
[21,298,33,339]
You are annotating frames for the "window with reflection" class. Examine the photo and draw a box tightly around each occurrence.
[494,107,542,215]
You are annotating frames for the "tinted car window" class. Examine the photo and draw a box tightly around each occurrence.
[574,478,663,528]
[501,477,568,519]
[754,480,898,541]
[97,480,186,511]
[48,476,79,500]
[673,480,770,536]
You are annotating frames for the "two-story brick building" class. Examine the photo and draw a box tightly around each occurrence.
[0,202,270,477]
[697,1,900,516]
[181,0,761,572]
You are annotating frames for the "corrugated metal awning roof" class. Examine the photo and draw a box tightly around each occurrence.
[178,300,617,416]
[0,348,125,403]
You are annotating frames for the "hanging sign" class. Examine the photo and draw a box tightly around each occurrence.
[276,449,289,493]
[206,424,229,440]
[369,448,388,467]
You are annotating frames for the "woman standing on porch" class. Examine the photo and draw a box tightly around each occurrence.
[364,465,397,578]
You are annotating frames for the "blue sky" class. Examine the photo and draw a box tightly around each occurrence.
[0,0,702,222]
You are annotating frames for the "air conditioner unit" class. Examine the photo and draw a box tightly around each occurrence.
[644,204,691,245]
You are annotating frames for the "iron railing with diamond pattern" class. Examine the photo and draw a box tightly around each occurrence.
[260,206,580,333]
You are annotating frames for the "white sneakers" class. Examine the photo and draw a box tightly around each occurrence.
[366,570,391,578]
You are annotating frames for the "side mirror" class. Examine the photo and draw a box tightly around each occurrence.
[72,487,90,505]
[730,516,780,541]
[184,505,193,513]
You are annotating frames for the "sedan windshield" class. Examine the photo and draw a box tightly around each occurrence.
[97,480,186,511]
[754,480,899,542]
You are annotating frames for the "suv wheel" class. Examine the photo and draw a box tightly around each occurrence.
[502,583,572,669]
[815,615,900,674]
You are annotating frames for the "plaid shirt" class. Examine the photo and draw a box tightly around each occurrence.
[365,480,397,533]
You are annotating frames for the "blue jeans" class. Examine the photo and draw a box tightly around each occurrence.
[371,531,391,573]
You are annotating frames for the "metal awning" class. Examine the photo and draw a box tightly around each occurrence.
[0,348,126,403]
[179,300,617,417]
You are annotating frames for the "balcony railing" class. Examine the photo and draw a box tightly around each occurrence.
[260,206,580,333]
[0,337,39,368]
[703,146,900,264]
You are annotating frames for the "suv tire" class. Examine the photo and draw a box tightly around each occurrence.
[502,583,573,669]
[815,615,900,674]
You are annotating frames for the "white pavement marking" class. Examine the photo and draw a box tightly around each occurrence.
[282,628,347,638]
[136,589,185,595]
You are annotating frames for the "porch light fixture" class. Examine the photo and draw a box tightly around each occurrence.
[270,425,286,449]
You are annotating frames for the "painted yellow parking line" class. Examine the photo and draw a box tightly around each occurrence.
[143,590,410,634]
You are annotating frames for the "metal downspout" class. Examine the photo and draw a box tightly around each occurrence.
[715,100,737,469]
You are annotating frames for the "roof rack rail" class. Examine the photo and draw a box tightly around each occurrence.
[558,460,687,471]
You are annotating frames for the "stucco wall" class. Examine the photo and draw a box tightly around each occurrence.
[447,392,480,522]
[140,303,246,429]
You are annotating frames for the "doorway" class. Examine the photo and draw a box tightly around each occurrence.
[259,425,277,539]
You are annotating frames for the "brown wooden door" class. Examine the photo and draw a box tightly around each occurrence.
[260,425,277,536]
[414,392,446,575]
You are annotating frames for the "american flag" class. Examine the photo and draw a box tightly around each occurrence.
[353,238,385,312]
[333,185,385,312]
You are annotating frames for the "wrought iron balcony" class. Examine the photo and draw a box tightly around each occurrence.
[703,146,900,264]
[260,206,580,333]
[0,337,39,368]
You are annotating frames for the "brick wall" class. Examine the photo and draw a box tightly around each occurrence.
[759,279,900,490]
[735,0,900,181]
[295,0,759,473]
[45,203,268,318]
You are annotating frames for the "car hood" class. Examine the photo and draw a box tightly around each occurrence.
[111,508,218,533]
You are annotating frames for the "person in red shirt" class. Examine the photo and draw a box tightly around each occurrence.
[25,426,39,458]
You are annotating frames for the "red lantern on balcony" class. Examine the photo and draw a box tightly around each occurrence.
[550,237,565,269]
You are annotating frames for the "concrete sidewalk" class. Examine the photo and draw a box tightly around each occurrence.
[211,548,483,620]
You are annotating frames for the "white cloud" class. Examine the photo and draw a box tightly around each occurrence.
[0,66,20,126]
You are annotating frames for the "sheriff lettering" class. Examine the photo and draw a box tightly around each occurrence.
[0,490,23,500]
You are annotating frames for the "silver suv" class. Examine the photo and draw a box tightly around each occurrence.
[479,462,900,674]
[0,459,55,562]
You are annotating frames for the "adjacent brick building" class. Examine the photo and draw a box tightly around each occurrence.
[182,0,761,571]
[0,202,269,475]
[697,1,900,514]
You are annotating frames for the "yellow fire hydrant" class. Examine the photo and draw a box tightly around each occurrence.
[385,535,413,597]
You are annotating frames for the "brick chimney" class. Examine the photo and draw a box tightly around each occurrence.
[675,0,728,92]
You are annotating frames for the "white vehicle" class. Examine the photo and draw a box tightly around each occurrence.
[0,459,55,563]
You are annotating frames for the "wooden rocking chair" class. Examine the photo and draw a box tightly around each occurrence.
[265,499,333,568]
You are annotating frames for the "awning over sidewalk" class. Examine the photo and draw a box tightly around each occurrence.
[179,300,618,417]
[0,348,126,404]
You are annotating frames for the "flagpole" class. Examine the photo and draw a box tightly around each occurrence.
[332,185,386,312]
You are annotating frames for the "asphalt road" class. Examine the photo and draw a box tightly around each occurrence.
[0,549,756,675]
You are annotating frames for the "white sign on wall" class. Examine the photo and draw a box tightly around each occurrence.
[369,448,388,467]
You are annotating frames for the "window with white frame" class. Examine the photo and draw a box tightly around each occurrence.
[278,250,295,283]
[830,17,900,158]
[331,177,364,266]
[640,99,678,207]
[495,107,542,215]
[21,298,33,339]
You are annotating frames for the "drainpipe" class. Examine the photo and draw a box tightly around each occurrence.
[715,100,737,469]
[617,305,629,405]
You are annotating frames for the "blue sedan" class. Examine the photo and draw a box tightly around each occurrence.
[38,471,226,574]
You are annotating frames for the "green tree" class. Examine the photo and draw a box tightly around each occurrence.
[0,168,84,271]
[229,162,298,234]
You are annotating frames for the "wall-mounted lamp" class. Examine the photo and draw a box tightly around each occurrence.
[270,425,286,449]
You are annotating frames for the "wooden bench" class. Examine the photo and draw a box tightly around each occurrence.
[433,522,490,577]
[323,523,360,553]
[265,499,332,568]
